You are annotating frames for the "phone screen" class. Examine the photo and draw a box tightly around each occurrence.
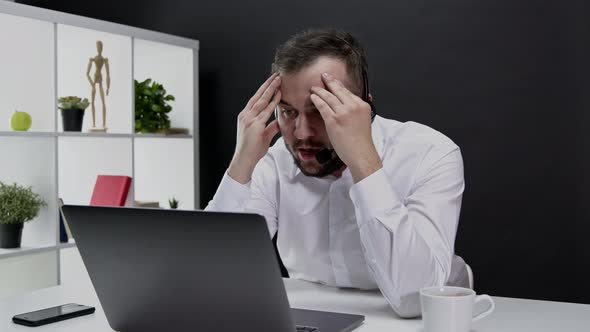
[14,303,94,323]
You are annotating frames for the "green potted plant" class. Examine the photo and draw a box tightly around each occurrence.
[58,96,90,132]
[135,78,175,134]
[0,181,47,248]
[168,197,179,209]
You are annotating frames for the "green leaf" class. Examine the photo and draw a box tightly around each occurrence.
[0,181,47,224]
[134,78,175,133]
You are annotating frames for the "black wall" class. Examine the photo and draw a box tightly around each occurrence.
[20,0,590,303]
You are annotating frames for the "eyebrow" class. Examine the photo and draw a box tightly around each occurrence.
[279,100,317,111]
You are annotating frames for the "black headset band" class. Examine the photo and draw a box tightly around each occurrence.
[361,66,377,121]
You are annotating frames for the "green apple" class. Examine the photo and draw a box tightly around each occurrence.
[10,110,32,131]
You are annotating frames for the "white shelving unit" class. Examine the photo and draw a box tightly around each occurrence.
[0,1,199,298]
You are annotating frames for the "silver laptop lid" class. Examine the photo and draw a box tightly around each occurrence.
[62,205,295,332]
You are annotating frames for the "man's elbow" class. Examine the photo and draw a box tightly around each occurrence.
[390,292,422,318]
[391,261,450,318]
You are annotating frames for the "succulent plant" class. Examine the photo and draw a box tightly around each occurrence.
[58,96,90,111]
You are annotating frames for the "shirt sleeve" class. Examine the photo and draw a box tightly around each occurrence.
[204,155,279,237]
[349,147,464,318]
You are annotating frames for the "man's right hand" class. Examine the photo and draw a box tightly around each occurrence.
[227,73,282,184]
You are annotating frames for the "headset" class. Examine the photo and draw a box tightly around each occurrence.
[274,34,377,164]
[362,66,377,121]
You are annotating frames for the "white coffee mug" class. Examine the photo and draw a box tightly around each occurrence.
[420,286,495,332]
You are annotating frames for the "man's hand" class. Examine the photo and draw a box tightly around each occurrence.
[310,72,382,183]
[228,73,282,184]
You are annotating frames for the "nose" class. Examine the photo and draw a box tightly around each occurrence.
[293,113,316,140]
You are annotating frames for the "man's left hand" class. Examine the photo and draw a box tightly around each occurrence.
[310,72,383,182]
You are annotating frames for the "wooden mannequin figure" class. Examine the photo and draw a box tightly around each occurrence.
[86,40,110,132]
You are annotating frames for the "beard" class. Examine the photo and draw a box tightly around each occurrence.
[285,139,346,178]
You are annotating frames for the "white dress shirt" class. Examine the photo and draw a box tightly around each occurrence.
[205,115,469,317]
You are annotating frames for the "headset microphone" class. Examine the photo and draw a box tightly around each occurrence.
[315,148,334,164]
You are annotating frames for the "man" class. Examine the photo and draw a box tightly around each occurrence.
[206,28,469,318]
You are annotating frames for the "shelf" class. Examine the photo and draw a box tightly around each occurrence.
[0,1,198,294]
[0,131,193,139]
[0,131,55,137]
[58,132,132,138]
[57,239,77,250]
[60,132,193,139]
[133,133,193,139]
[0,240,76,260]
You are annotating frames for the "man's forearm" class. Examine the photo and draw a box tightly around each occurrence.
[359,215,449,317]
[204,170,252,212]
[349,163,463,317]
[227,157,257,185]
[348,147,383,183]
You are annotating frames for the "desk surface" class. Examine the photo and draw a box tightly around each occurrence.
[1,276,590,332]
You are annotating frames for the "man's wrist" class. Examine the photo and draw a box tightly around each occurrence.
[348,149,383,183]
[227,158,256,184]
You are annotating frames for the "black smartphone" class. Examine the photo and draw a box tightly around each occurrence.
[12,303,95,327]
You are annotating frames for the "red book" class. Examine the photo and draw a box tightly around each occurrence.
[90,175,132,206]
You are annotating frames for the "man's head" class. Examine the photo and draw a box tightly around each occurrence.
[271,29,369,177]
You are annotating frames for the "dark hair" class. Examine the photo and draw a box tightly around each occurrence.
[271,28,368,95]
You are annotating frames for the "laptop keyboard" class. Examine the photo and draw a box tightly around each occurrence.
[296,325,318,332]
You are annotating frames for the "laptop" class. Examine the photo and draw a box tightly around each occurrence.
[62,205,364,332]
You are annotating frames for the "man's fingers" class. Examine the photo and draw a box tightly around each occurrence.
[321,73,354,104]
[256,90,281,123]
[262,119,280,143]
[310,93,335,121]
[310,86,342,110]
[245,73,278,110]
[252,76,281,114]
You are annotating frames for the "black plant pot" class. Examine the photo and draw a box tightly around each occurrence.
[61,108,85,131]
[0,223,24,248]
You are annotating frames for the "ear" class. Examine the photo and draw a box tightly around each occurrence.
[368,93,373,103]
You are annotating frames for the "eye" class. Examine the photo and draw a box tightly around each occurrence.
[281,109,298,118]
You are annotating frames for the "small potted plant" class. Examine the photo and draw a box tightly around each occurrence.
[135,78,175,134]
[0,181,47,248]
[168,197,179,209]
[58,96,90,132]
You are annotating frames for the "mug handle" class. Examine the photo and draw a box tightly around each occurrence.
[472,294,495,322]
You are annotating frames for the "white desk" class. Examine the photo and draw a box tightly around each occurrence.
[2,276,590,331]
